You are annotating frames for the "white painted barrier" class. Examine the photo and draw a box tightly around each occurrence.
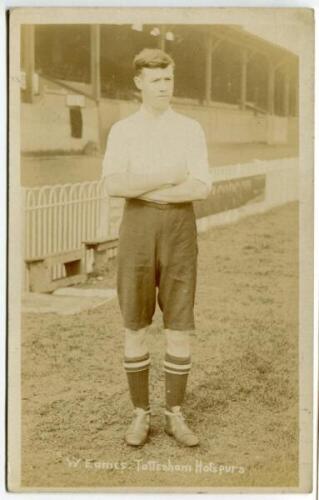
[22,179,110,291]
[197,158,299,232]
[22,157,299,291]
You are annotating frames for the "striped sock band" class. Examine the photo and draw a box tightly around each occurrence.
[123,352,151,373]
[164,352,191,411]
[164,352,192,375]
[124,352,150,411]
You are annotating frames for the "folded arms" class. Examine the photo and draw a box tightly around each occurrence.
[105,171,210,202]
[103,118,212,203]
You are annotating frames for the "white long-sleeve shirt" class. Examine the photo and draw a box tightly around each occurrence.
[102,105,212,203]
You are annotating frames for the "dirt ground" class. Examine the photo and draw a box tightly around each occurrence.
[21,202,299,490]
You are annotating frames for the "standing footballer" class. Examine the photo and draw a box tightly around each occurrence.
[103,48,211,447]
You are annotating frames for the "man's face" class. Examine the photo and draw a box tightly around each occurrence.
[134,65,174,111]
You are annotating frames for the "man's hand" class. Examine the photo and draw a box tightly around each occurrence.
[140,177,211,203]
[168,167,188,186]
[105,168,188,199]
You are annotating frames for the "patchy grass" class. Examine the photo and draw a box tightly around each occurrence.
[21,202,299,490]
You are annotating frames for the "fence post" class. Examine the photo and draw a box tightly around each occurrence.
[21,188,27,292]
[96,179,109,240]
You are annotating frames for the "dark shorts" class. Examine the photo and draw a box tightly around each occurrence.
[117,198,198,331]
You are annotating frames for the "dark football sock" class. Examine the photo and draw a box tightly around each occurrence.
[164,352,191,411]
[123,352,150,411]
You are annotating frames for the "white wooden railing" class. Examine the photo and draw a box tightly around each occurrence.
[22,179,113,290]
[22,158,299,291]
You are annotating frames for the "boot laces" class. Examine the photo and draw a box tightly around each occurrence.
[166,406,185,420]
[128,408,150,431]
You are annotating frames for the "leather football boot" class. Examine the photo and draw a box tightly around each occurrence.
[125,407,151,446]
[164,406,199,447]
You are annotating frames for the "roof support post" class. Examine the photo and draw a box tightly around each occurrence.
[295,78,299,117]
[267,60,275,115]
[204,34,213,105]
[90,24,101,102]
[158,25,166,51]
[240,48,248,110]
[22,25,35,103]
[204,37,222,105]
[283,71,290,116]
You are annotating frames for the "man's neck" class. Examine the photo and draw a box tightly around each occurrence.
[141,103,171,118]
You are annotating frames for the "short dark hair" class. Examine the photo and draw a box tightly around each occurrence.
[133,48,175,75]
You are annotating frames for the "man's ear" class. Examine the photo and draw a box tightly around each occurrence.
[134,75,143,91]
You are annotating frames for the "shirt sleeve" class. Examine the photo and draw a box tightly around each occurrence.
[186,121,212,191]
[102,122,128,178]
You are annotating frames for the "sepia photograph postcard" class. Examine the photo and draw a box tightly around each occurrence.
[7,6,315,493]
